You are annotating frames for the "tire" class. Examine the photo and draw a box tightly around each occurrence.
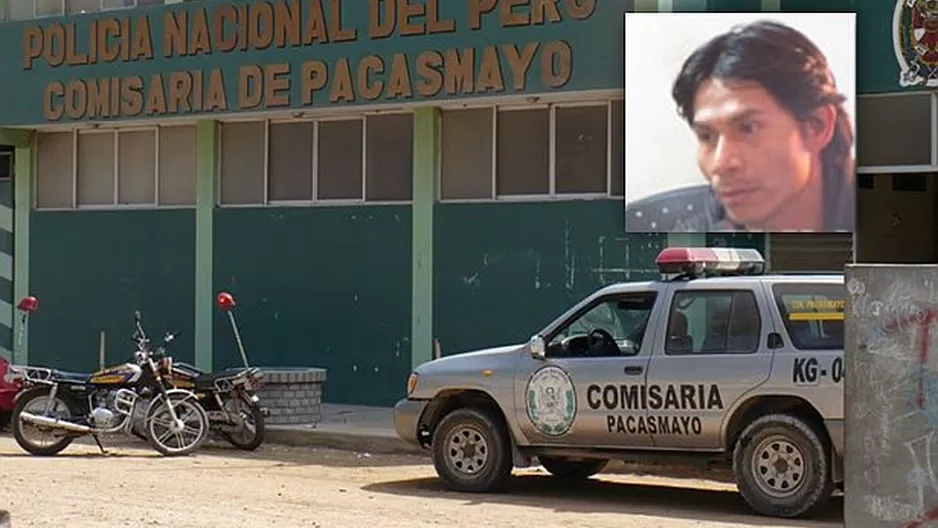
[539,456,608,479]
[431,406,514,493]
[144,392,211,456]
[0,410,10,431]
[10,388,77,456]
[220,394,266,451]
[732,413,834,518]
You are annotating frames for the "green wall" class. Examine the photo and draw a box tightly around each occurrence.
[434,200,662,356]
[433,200,766,358]
[29,210,195,372]
[212,206,411,407]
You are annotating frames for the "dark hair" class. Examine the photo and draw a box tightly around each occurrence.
[671,20,854,231]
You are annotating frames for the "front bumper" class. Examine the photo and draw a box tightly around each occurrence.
[393,398,429,448]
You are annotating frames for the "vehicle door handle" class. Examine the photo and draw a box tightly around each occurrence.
[624,366,643,375]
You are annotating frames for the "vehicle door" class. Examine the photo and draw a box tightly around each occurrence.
[762,279,845,421]
[513,289,666,448]
[643,281,775,450]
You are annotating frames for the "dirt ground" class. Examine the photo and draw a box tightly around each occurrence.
[0,434,842,528]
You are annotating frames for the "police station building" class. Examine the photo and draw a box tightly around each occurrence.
[0,0,927,407]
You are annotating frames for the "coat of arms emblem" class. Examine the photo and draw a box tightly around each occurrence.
[895,0,938,87]
[525,365,577,437]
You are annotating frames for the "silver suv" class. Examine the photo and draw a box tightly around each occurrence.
[393,247,844,519]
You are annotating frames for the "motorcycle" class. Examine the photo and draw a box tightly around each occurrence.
[161,292,267,451]
[6,304,211,457]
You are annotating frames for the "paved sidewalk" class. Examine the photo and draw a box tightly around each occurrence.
[266,403,427,456]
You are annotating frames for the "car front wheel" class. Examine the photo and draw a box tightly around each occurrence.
[432,406,514,493]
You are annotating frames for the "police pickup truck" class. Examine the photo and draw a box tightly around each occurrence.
[393,247,844,519]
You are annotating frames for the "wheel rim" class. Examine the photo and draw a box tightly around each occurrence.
[19,396,71,448]
[148,399,206,453]
[750,435,807,498]
[223,397,259,445]
[443,425,490,477]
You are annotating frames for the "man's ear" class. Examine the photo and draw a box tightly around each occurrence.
[801,104,837,152]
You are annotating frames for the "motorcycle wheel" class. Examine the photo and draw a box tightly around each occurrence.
[220,393,266,451]
[144,391,210,456]
[11,388,77,456]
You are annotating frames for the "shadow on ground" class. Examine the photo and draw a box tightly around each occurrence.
[197,439,431,468]
[363,474,843,527]
[0,432,432,468]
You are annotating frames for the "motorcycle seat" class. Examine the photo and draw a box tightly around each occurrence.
[52,370,91,383]
[202,368,253,382]
[196,368,259,389]
[172,362,205,377]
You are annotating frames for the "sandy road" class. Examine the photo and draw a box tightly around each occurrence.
[0,434,842,528]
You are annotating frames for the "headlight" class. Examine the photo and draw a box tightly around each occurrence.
[407,372,419,395]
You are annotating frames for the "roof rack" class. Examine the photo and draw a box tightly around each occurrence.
[656,247,766,281]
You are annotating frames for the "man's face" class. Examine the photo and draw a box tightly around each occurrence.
[690,78,825,228]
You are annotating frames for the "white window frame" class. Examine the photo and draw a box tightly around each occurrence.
[553,100,616,200]
[0,150,12,183]
[218,111,416,209]
[34,124,196,211]
[73,127,158,210]
[31,0,154,18]
[856,91,938,174]
[438,97,623,204]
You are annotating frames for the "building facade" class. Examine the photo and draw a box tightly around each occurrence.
[0,0,926,406]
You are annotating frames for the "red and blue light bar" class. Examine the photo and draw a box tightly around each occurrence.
[655,247,766,277]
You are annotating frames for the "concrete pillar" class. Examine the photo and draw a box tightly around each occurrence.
[411,108,439,369]
[844,264,938,526]
[0,129,33,365]
[194,120,217,371]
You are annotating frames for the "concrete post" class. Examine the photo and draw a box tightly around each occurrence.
[844,264,938,526]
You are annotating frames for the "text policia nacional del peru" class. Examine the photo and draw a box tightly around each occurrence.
[20,0,598,122]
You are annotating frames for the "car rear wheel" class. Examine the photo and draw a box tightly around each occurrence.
[432,407,513,493]
[733,413,834,518]
[538,456,608,479]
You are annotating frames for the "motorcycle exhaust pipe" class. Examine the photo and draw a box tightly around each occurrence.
[18,411,92,433]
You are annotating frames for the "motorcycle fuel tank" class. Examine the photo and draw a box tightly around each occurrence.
[89,363,142,385]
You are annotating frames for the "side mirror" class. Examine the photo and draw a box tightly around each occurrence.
[216,292,236,311]
[528,335,545,360]
[16,296,38,313]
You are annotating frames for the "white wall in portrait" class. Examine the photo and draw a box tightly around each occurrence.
[623,12,857,204]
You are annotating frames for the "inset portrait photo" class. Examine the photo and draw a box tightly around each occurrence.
[623,12,857,233]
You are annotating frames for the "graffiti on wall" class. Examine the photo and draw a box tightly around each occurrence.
[848,274,938,526]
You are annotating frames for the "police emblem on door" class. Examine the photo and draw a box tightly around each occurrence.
[894,0,938,87]
[526,365,577,437]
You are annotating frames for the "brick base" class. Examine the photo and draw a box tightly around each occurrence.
[255,368,327,425]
